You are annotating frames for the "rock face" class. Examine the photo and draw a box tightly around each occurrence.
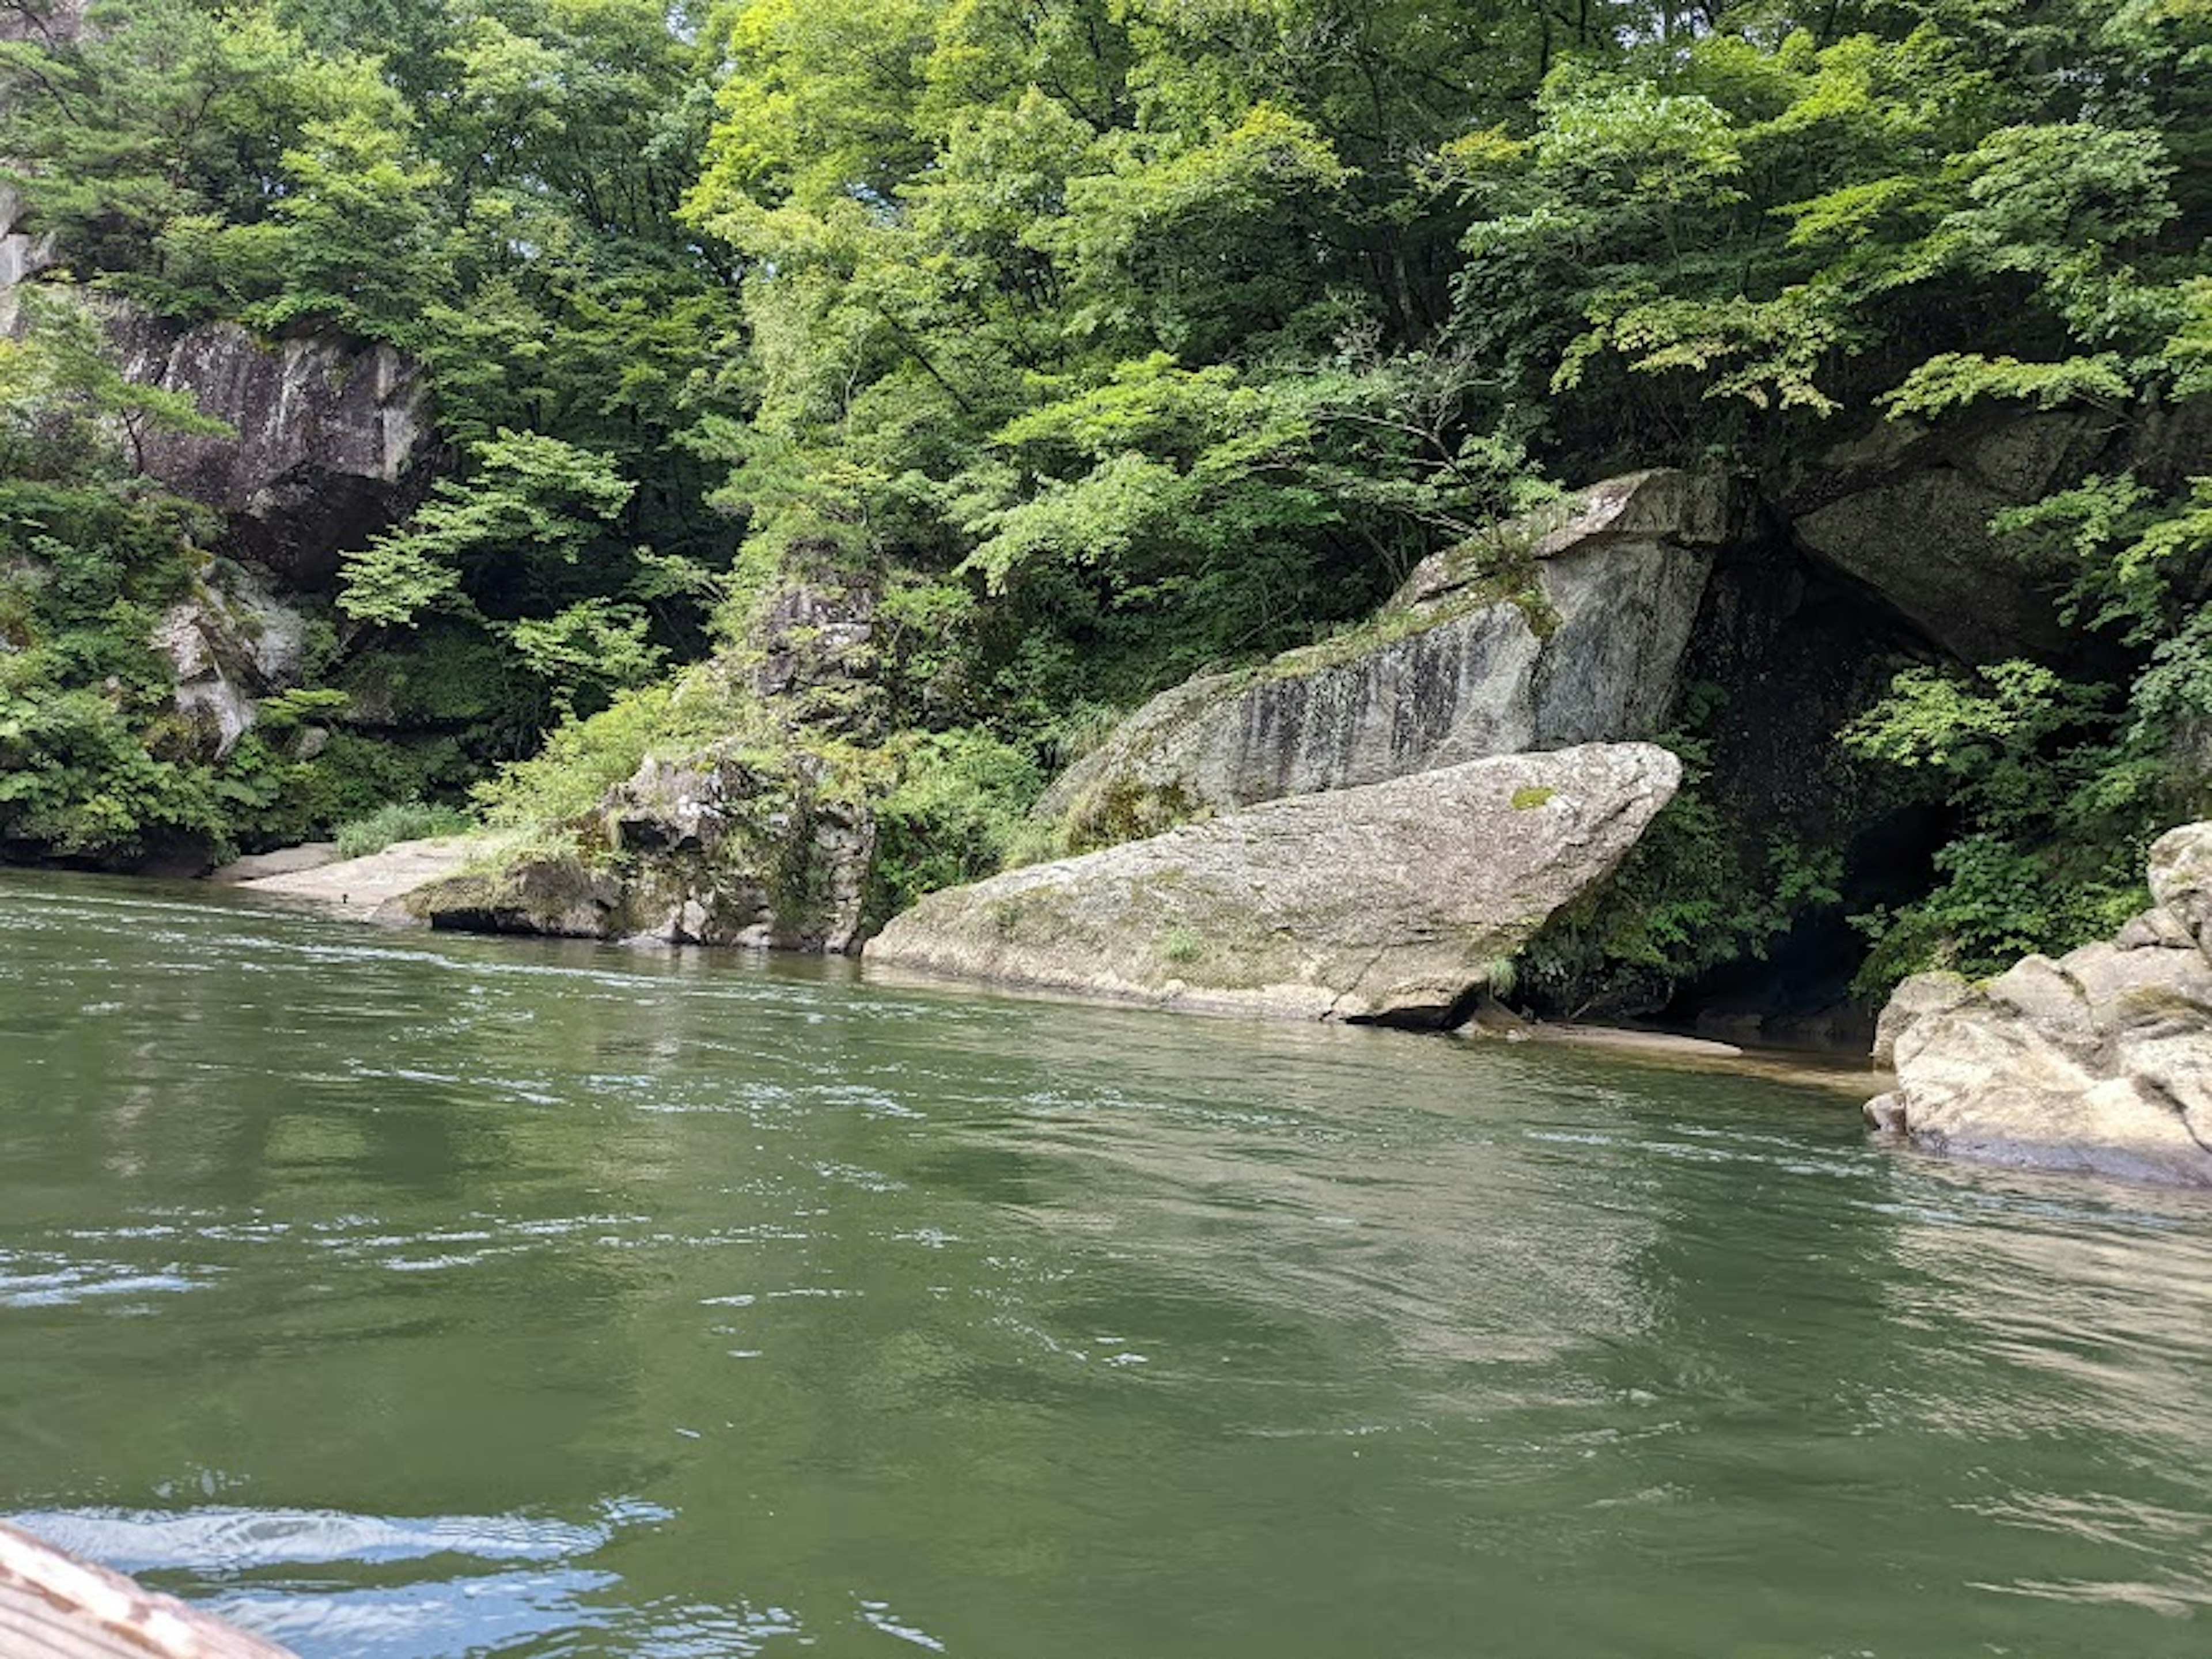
[1779,413,2108,665]
[149,563,311,757]
[105,310,433,588]
[1866,824,2212,1186]
[1,226,431,588]
[1035,471,1738,851]
[408,745,876,949]
[0,183,50,290]
[869,743,1681,1025]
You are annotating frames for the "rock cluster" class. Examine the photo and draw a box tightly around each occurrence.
[1866,823,2212,1186]
[869,744,1680,1025]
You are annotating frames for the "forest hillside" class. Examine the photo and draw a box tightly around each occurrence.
[2,0,2207,1022]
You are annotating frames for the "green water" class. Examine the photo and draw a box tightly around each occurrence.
[2,874,2209,1659]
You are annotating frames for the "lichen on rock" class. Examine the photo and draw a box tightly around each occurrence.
[1032,469,1740,855]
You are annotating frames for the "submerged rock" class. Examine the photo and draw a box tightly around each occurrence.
[1866,824,2212,1186]
[1035,470,1738,851]
[868,743,1681,1025]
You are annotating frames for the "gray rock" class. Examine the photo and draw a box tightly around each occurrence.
[0,184,53,290]
[1871,971,1971,1069]
[412,857,627,940]
[0,0,86,44]
[1865,823,2212,1185]
[1036,471,1736,852]
[2147,821,2212,956]
[149,564,310,757]
[105,312,432,588]
[1778,414,2104,664]
[0,262,433,586]
[869,743,1681,1026]
[2114,906,2196,952]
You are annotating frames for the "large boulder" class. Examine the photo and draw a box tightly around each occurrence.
[149,562,311,758]
[869,743,1681,1025]
[1866,824,2212,1186]
[1034,470,1738,852]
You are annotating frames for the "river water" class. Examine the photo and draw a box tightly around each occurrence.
[2,872,2209,1658]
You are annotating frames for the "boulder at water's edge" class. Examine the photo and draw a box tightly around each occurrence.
[1866,823,2212,1186]
[868,743,1681,1025]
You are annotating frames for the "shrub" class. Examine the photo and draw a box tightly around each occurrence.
[333,799,475,858]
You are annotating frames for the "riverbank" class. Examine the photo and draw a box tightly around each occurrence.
[215,836,483,919]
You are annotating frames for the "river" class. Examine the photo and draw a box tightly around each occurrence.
[2,871,2209,1658]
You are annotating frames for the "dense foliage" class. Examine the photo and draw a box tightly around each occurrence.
[3,0,2207,998]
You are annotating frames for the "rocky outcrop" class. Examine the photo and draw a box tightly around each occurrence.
[869,743,1680,1025]
[104,310,433,588]
[0,0,86,44]
[408,744,876,949]
[410,547,888,951]
[1866,824,2212,1186]
[1,223,431,589]
[1035,471,1740,851]
[150,562,311,757]
[1773,410,2212,665]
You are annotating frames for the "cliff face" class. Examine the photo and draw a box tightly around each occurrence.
[2,203,433,594]
[105,309,433,589]
[3,65,435,794]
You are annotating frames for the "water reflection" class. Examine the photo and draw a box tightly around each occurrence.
[2,870,2210,1659]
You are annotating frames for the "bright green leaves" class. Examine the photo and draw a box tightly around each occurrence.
[1453,14,2203,446]
[342,432,676,718]
[0,0,447,331]
[0,294,233,482]
[1556,289,1849,413]
[506,599,666,713]
[1843,661,2158,983]
[954,356,1323,622]
[341,431,636,628]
